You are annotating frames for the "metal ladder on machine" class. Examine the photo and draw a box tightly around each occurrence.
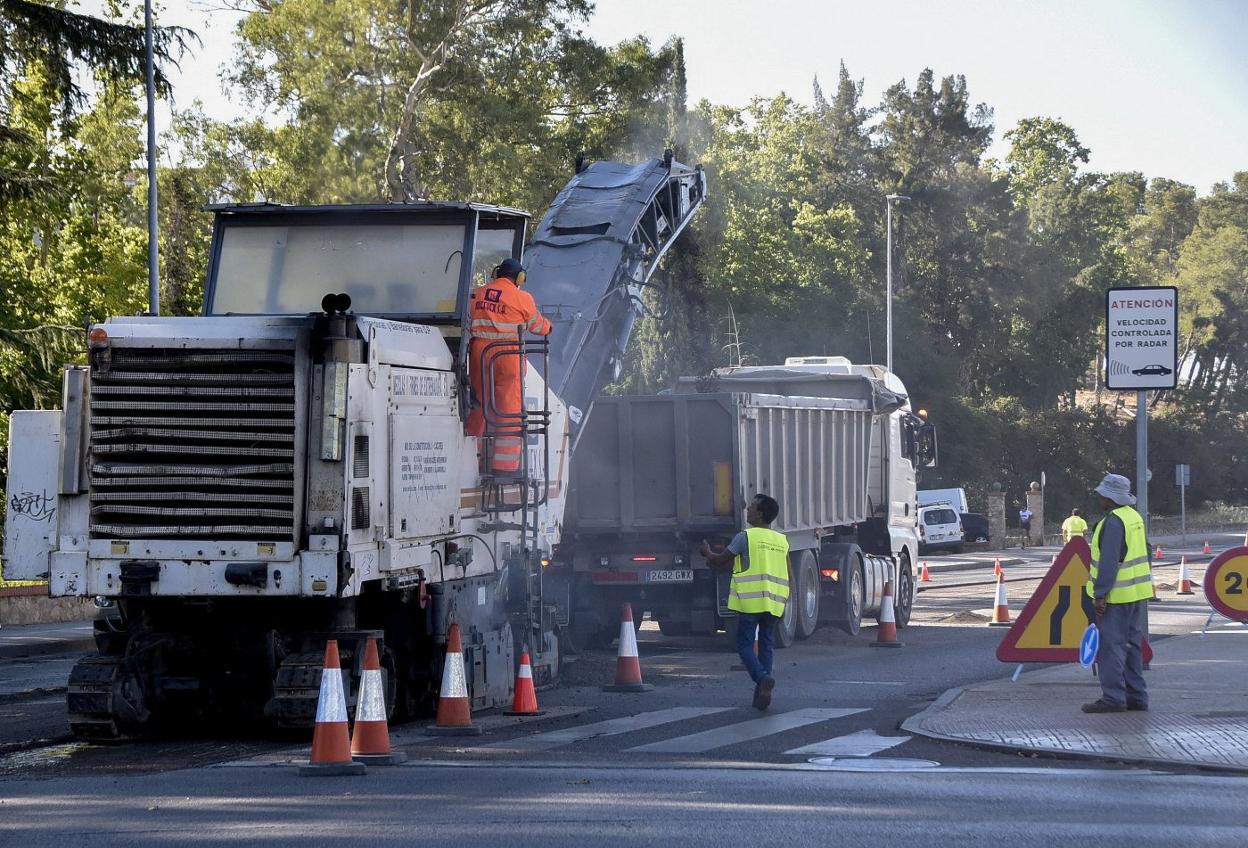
[478,332,554,670]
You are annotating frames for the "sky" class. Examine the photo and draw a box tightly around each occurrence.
[128,0,1246,194]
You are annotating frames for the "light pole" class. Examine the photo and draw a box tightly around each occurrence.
[145,0,159,315]
[885,194,910,373]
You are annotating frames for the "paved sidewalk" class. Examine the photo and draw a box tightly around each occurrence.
[904,624,1248,772]
[0,620,95,659]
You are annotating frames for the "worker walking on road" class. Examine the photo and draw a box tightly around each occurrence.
[1083,473,1151,714]
[467,258,552,474]
[700,493,790,711]
[1061,507,1088,544]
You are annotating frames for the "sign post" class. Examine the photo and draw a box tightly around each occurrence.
[1176,464,1191,544]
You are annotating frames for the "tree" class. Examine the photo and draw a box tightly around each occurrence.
[0,0,191,200]
[216,0,670,209]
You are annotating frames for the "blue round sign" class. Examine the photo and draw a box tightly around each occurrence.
[1079,623,1099,668]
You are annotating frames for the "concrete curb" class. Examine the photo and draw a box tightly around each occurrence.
[920,557,1025,575]
[901,678,1248,775]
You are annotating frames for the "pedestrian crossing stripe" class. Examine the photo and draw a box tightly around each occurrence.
[784,728,910,757]
[996,538,1152,664]
[484,706,731,752]
[627,708,868,753]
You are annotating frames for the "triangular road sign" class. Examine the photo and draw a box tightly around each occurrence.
[997,538,1153,663]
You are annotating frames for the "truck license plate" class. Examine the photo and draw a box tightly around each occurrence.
[645,569,693,583]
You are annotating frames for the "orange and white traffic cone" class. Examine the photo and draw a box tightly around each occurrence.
[988,572,1012,627]
[603,603,653,692]
[504,647,546,716]
[993,558,1003,578]
[1243,528,1248,547]
[350,637,405,764]
[920,562,932,583]
[1176,555,1195,595]
[299,639,366,776]
[1203,540,1212,555]
[1154,544,1164,561]
[870,581,904,648]
[427,622,482,736]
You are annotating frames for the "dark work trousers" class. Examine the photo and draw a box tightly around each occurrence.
[736,611,778,685]
[1098,600,1149,707]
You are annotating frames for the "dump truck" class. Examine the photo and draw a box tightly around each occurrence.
[551,356,937,649]
[2,154,705,738]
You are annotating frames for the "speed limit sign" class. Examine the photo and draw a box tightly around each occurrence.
[1203,547,1248,622]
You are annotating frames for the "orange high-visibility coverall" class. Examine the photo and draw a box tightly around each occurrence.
[467,277,552,472]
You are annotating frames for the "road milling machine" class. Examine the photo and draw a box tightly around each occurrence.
[2,154,705,738]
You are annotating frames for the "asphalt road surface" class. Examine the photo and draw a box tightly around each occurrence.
[2,546,1243,845]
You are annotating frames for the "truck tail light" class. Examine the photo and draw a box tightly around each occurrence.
[631,555,657,562]
[820,568,839,581]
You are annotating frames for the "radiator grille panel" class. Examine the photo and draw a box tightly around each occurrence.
[351,487,370,530]
[89,347,298,540]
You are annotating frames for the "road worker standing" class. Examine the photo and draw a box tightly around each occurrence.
[1061,507,1088,543]
[1083,473,1151,714]
[467,258,553,474]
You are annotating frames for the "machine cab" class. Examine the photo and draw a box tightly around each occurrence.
[203,202,530,361]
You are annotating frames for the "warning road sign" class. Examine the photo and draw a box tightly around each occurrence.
[996,539,1153,663]
[1203,546,1248,622]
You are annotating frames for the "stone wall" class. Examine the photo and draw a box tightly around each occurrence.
[0,586,94,626]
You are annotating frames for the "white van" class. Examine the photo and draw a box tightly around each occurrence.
[918,487,969,514]
[918,502,963,554]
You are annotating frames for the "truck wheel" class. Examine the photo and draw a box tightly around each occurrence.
[894,555,914,629]
[795,551,820,639]
[834,555,866,637]
[775,567,798,648]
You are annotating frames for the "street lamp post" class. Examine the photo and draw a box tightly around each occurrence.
[885,194,910,373]
[145,0,159,315]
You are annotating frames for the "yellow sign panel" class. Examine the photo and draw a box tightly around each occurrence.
[1204,548,1248,621]
[997,538,1152,663]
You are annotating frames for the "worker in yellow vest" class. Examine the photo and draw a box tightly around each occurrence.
[1061,508,1089,543]
[1083,473,1151,713]
[700,493,790,711]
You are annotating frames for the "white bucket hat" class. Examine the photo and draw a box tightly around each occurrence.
[1094,473,1137,506]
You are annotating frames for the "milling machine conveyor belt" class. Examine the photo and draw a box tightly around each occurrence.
[524,155,706,443]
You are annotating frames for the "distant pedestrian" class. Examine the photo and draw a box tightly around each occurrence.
[1082,473,1151,714]
[1018,506,1033,549]
[1061,507,1088,544]
[700,493,790,711]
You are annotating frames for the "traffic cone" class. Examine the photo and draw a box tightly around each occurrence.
[1154,544,1164,560]
[427,623,482,736]
[993,558,1003,578]
[299,640,366,776]
[1177,555,1195,595]
[603,603,654,692]
[988,572,1012,627]
[504,647,546,716]
[350,637,405,764]
[870,581,904,648]
[1203,540,1212,555]
[920,562,932,583]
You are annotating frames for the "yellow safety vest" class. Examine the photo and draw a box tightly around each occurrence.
[1087,505,1151,604]
[728,527,791,617]
[1061,515,1088,540]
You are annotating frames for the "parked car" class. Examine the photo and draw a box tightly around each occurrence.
[960,512,990,546]
[918,503,963,554]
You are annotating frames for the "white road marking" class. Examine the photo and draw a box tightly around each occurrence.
[784,728,911,757]
[627,707,867,754]
[485,707,731,752]
[822,680,907,686]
